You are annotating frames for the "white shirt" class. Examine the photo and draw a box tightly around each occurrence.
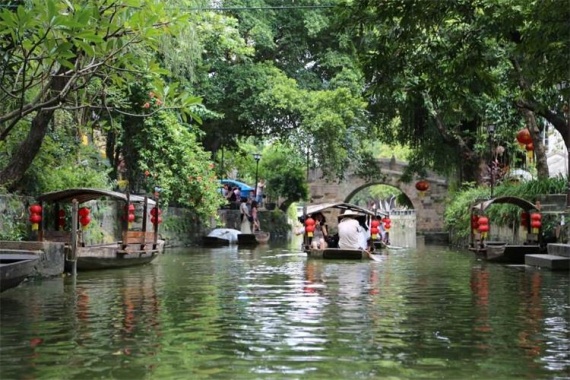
[338,218,363,249]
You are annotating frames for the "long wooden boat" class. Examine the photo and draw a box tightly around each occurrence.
[485,244,541,264]
[299,202,386,260]
[36,188,165,271]
[0,253,39,292]
[469,196,545,264]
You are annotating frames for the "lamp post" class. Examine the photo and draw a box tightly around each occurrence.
[488,124,495,198]
[253,153,261,200]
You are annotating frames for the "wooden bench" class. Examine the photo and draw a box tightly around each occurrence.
[121,231,157,252]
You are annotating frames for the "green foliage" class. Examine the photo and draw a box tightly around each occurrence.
[259,144,308,204]
[339,0,569,182]
[444,185,491,243]
[0,197,27,241]
[444,177,567,244]
[120,80,223,219]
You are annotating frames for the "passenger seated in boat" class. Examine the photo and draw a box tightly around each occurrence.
[310,212,328,250]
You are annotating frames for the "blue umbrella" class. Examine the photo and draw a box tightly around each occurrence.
[220,179,254,199]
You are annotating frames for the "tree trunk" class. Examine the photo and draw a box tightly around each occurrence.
[0,74,69,191]
[522,108,549,179]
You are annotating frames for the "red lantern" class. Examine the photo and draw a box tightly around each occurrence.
[516,128,532,147]
[530,213,542,234]
[28,204,42,231]
[29,213,42,231]
[151,207,162,225]
[124,203,136,229]
[415,180,430,197]
[370,226,379,240]
[79,215,91,230]
[477,216,489,239]
[471,215,479,233]
[304,217,315,238]
[78,207,90,217]
[29,204,42,214]
[383,217,391,231]
[520,211,529,227]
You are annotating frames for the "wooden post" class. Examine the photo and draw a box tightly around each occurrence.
[142,197,149,232]
[70,199,78,276]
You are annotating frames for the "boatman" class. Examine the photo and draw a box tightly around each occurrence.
[337,211,367,250]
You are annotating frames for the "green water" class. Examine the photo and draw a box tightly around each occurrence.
[1,240,569,380]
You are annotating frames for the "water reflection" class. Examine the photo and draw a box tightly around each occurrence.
[0,243,568,380]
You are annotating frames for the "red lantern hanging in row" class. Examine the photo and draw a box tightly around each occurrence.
[415,180,430,197]
[58,209,66,230]
[383,217,391,232]
[471,215,479,234]
[478,216,489,239]
[78,207,91,230]
[304,217,315,238]
[370,219,380,240]
[520,211,529,228]
[124,204,136,229]
[530,213,542,234]
[29,204,42,231]
[150,207,162,225]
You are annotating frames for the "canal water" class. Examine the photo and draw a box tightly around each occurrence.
[1,239,569,380]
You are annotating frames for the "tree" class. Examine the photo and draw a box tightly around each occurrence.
[259,143,308,211]
[193,0,380,181]
[0,0,191,191]
[338,0,569,185]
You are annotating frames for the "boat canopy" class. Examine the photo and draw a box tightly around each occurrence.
[37,188,156,205]
[470,196,538,213]
[302,202,381,217]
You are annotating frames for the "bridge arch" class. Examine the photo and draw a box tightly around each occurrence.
[307,157,448,233]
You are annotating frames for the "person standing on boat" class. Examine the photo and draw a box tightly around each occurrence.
[310,212,328,249]
[240,198,252,234]
[337,211,366,250]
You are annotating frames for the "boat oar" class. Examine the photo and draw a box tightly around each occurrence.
[366,250,382,261]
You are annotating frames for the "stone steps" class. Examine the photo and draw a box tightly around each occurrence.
[525,243,570,271]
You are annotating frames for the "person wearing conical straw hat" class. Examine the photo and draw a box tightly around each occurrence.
[337,210,367,250]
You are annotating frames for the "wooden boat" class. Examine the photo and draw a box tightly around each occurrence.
[36,188,165,272]
[485,244,540,264]
[237,233,257,247]
[254,231,270,244]
[299,202,385,260]
[0,253,39,292]
[468,196,544,263]
[237,231,271,247]
[202,228,240,246]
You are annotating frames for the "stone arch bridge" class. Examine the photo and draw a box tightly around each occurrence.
[307,157,448,233]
